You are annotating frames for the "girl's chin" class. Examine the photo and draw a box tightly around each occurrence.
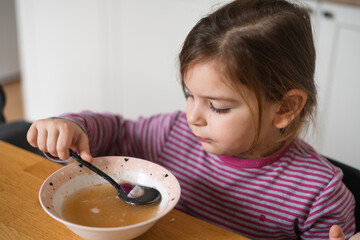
[201,143,250,157]
[201,144,232,156]
[201,144,219,155]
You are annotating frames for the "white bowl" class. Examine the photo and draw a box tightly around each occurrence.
[39,156,181,240]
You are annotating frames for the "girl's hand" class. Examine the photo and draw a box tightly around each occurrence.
[329,225,360,240]
[27,118,92,162]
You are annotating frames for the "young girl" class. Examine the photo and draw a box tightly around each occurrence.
[27,0,355,239]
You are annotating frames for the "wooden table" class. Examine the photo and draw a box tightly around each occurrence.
[0,140,249,240]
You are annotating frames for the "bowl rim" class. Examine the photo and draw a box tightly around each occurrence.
[39,156,181,231]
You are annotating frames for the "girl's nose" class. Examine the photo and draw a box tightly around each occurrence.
[187,104,207,127]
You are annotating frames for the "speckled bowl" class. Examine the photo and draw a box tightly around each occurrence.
[39,156,181,240]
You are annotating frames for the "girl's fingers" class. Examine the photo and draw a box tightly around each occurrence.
[37,128,48,153]
[72,130,92,162]
[27,119,90,161]
[47,130,59,157]
[57,130,73,160]
[27,124,38,148]
[76,133,92,162]
[329,225,345,240]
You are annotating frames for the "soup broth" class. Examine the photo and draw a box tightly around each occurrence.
[61,183,160,227]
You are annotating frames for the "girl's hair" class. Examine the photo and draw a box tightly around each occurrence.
[179,0,316,146]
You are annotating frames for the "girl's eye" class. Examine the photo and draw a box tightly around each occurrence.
[210,103,230,114]
[184,89,193,99]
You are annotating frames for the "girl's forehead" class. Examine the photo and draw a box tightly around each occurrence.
[185,59,247,89]
[184,60,228,83]
[184,62,227,88]
[185,66,255,103]
[184,61,248,93]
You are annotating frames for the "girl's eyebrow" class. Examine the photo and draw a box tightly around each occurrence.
[184,87,238,102]
[204,95,238,102]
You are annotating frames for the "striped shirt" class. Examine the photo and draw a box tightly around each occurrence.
[61,110,356,239]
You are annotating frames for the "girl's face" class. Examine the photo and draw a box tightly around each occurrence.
[184,61,281,158]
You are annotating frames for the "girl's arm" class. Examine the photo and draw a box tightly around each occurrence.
[301,170,356,239]
[59,111,179,161]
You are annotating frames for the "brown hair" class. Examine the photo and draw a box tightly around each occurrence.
[179,0,316,146]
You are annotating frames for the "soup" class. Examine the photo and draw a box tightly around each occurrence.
[61,183,159,227]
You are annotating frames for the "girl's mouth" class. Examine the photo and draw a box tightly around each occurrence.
[196,136,211,143]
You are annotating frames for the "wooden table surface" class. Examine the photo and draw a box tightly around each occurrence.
[0,140,249,240]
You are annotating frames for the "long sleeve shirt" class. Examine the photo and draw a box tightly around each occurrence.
[60,110,356,239]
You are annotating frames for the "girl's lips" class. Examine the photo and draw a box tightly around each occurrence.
[196,136,211,143]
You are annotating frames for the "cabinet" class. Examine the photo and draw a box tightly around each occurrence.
[304,1,360,169]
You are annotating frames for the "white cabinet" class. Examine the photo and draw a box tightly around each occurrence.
[304,1,360,169]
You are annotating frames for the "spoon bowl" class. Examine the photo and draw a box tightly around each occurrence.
[69,149,161,205]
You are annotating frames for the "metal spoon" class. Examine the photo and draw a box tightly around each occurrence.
[69,149,161,205]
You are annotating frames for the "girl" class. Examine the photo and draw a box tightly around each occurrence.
[27,0,355,239]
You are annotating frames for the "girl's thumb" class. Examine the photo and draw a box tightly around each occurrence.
[79,150,92,162]
[329,225,345,240]
[77,135,92,162]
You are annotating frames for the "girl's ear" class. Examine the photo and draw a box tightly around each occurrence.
[273,89,308,129]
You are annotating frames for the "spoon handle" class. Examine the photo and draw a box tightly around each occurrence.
[69,149,127,198]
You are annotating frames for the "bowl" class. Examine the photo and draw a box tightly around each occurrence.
[39,156,181,240]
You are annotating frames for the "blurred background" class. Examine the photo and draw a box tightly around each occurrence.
[1,0,359,168]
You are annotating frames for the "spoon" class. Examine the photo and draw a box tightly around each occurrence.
[69,149,161,205]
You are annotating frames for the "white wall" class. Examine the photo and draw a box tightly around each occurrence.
[0,0,20,83]
[15,0,231,121]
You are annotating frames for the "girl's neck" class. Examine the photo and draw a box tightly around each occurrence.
[234,140,287,159]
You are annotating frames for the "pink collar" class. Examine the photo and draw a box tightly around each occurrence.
[217,143,290,169]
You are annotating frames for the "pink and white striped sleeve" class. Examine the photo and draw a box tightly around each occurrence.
[300,169,356,239]
[61,111,179,161]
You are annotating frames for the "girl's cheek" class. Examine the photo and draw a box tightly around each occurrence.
[185,102,193,118]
